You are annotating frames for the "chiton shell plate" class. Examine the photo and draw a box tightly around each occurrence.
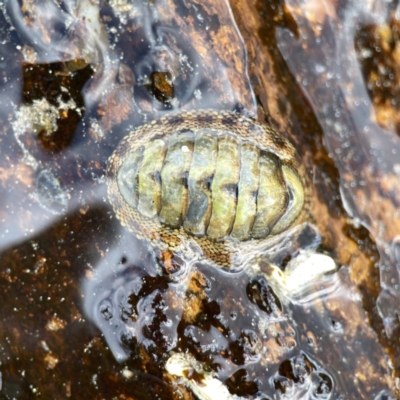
[107,110,310,268]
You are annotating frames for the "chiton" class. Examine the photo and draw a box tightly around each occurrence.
[107,110,310,268]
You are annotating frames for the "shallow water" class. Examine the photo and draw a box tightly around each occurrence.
[0,0,398,398]
[277,0,400,344]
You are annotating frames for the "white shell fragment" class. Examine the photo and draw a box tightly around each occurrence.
[166,353,246,400]
[269,251,338,303]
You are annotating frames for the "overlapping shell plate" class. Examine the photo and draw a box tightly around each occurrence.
[107,110,310,269]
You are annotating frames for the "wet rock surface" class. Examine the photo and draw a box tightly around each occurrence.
[0,0,399,399]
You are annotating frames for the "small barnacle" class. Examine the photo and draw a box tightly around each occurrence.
[14,99,59,137]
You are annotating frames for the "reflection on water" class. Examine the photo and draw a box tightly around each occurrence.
[84,230,340,398]
[83,223,394,398]
[0,0,397,398]
[277,0,400,354]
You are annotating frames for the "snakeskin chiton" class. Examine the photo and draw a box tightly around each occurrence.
[107,110,310,268]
